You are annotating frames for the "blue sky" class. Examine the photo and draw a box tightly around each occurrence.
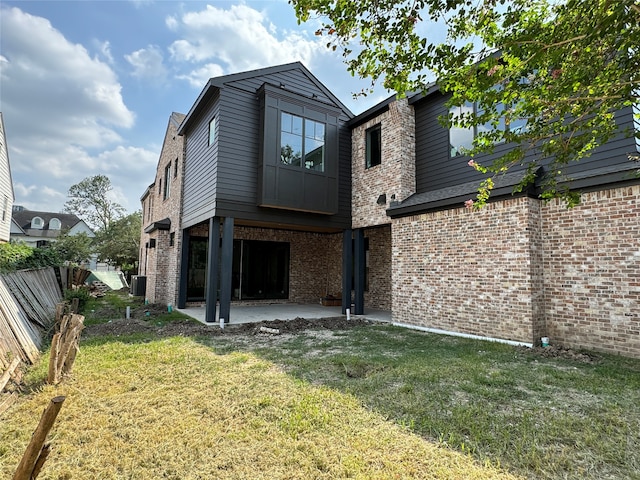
[0,0,392,216]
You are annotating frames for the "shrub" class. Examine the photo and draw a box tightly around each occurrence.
[64,287,92,313]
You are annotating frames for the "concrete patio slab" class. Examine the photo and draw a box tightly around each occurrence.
[177,303,391,326]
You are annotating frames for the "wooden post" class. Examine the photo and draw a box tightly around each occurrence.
[46,334,60,385]
[70,298,79,314]
[0,357,21,392]
[12,396,65,480]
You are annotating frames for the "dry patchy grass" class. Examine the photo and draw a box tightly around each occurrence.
[1,336,520,480]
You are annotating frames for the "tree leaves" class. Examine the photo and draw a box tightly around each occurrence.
[291,0,640,206]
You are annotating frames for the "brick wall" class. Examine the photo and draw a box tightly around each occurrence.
[542,185,640,357]
[391,197,542,344]
[364,225,392,310]
[139,115,185,306]
[352,98,415,229]
[188,226,344,304]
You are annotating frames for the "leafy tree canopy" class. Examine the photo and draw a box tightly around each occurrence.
[50,230,94,266]
[64,175,125,230]
[93,211,141,273]
[293,0,640,206]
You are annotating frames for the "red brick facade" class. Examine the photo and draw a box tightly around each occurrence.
[542,185,640,356]
[389,187,640,356]
[139,113,185,306]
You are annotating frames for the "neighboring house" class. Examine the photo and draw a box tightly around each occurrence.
[141,62,640,358]
[0,113,15,243]
[10,207,94,248]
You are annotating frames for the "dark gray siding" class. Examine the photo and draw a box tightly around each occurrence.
[415,93,639,194]
[182,92,220,227]
[182,67,351,230]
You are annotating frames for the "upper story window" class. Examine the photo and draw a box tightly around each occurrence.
[49,218,61,230]
[164,163,172,200]
[31,216,44,229]
[450,98,527,157]
[174,157,179,177]
[365,124,382,168]
[208,117,217,146]
[280,112,325,172]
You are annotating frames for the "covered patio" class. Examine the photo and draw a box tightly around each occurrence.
[178,303,391,326]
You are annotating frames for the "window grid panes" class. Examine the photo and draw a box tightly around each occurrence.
[450,100,527,157]
[280,112,325,172]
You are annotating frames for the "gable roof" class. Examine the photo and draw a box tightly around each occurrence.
[11,209,86,232]
[178,62,353,135]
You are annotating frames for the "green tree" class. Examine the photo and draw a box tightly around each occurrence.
[93,211,141,274]
[293,0,640,206]
[50,230,94,266]
[64,175,125,230]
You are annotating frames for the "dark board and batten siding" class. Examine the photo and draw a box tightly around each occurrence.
[414,93,639,195]
[182,90,220,228]
[182,66,352,231]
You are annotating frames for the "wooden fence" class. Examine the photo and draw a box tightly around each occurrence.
[0,268,63,365]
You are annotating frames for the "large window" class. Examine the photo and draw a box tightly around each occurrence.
[450,100,527,157]
[366,124,382,168]
[232,240,289,300]
[280,112,325,172]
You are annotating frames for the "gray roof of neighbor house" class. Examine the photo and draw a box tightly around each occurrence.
[11,209,87,233]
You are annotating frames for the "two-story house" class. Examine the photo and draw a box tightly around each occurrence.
[141,62,640,357]
[11,207,94,248]
[0,113,15,243]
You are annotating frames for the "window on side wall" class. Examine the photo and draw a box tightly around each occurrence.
[208,117,217,146]
[450,98,527,157]
[164,163,171,200]
[365,124,382,168]
[280,112,325,172]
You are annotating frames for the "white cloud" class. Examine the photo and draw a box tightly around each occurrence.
[0,6,138,212]
[167,4,325,73]
[125,45,168,82]
[96,40,115,64]
[176,63,226,88]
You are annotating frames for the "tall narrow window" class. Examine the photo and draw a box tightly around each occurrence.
[365,124,382,168]
[2,196,7,222]
[280,112,325,172]
[174,157,178,177]
[164,163,171,200]
[208,117,217,146]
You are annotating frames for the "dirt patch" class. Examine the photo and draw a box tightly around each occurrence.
[523,345,600,363]
[83,314,372,339]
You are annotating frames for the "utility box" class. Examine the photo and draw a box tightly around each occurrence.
[131,275,147,297]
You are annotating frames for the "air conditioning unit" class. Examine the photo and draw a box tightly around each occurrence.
[130,275,147,297]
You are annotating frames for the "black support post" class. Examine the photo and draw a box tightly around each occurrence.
[342,229,352,314]
[205,217,220,324]
[219,217,234,323]
[353,228,365,315]
[177,228,190,309]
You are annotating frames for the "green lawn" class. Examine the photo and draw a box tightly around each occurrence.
[1,298,639,479]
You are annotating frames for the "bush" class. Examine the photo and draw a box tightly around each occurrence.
[64,287,92,313]
[0,243,62,272]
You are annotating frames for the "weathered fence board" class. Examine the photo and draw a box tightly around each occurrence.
[0,268,63,365]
